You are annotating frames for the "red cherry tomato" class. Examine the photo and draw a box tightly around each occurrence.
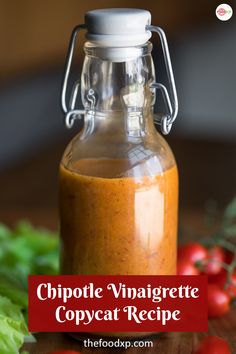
[208,269,236,299]
[178,243,208,265]
[208,284,230,318]
[225,250,234,265]
[204,246,225,275]
[49,351,82,354]
[194,336,231,354]
[177,260,200,275]
[225,271,236,299]
[208,269,227,286]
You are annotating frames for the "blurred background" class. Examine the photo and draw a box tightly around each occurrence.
[0,0,235,219]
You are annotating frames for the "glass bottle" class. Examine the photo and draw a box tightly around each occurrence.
[59,8,178,338]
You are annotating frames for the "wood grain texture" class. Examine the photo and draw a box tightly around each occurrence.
[23,313,236,354]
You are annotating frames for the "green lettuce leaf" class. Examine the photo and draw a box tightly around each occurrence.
[0,295,28,354]
[0,221,59,353]
[0,277,28,309]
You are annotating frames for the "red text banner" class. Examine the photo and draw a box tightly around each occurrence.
[28,275,208,332]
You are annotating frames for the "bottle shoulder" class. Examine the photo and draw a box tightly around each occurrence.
[61,130,177,178]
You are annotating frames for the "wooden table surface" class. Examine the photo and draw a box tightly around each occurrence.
[0,208,236,354]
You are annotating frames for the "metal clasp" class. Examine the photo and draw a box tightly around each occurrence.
[61,24,86,129]
[147,25,178,135]
[61,24,178,134]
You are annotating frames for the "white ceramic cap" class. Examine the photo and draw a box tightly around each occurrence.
[85,8,152,47]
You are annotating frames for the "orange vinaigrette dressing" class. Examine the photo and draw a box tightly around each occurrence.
[59,159,178,276]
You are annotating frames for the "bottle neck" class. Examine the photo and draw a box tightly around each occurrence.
[80,42,156,137]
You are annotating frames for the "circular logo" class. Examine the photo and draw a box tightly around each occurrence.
[216,4,233,21]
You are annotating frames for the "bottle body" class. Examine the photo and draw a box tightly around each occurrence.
[59,42,178,337]
[60,128,178,276]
